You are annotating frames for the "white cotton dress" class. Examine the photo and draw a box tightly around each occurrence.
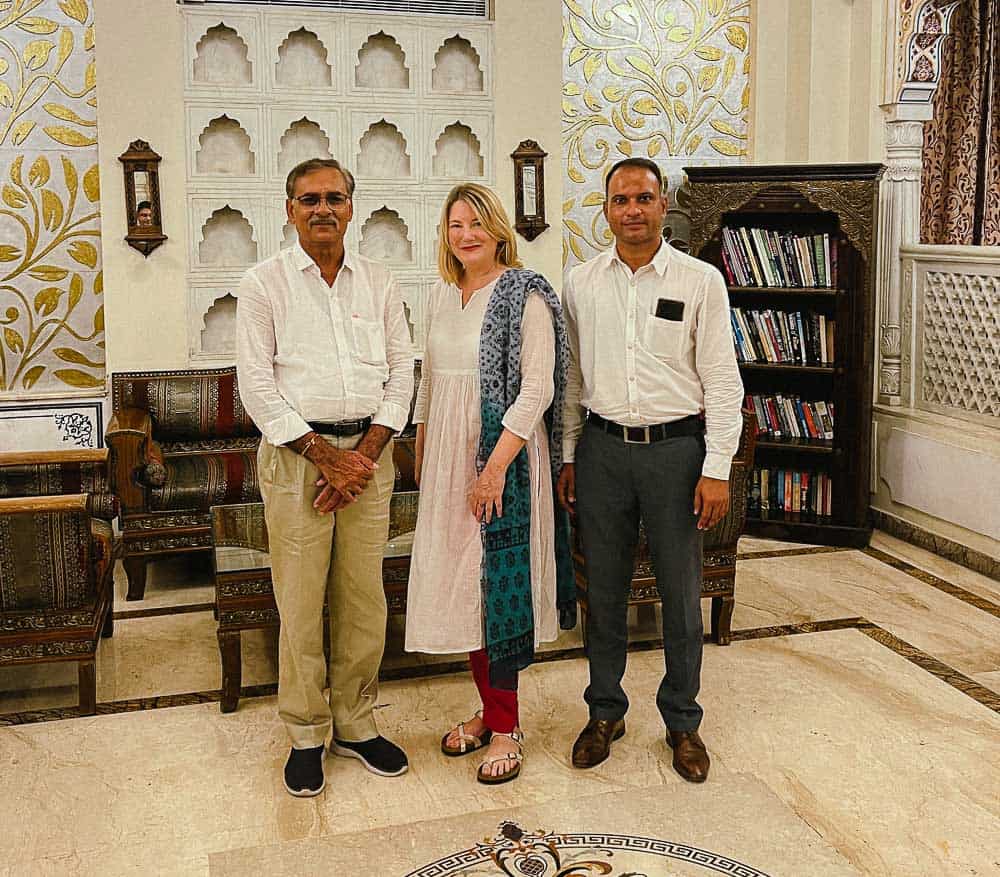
[404,277,559,654]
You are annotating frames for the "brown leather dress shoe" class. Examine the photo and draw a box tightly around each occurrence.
[572,718,625,768]
[667,729,710,783]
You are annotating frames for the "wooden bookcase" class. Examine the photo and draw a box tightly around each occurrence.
[685,164,884,548]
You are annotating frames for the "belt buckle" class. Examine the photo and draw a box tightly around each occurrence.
[623,425,651,444]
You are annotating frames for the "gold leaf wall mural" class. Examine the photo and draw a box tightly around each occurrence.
[562,0,751,267]
[0,0,103,396]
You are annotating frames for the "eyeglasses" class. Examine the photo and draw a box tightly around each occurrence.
[292,193,351,209]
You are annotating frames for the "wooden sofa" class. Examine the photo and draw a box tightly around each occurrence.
[106,367,261,600]
[0,449,118,714]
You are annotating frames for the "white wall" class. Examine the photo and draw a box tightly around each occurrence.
[94,1,563,376]
[752,0,885,164]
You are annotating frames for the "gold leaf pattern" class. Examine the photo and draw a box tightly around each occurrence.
[43,125,95,147]
[41,188,63,230]
[68,240,97,268]
[34,287,62,316]
[28,155,50,186]
[82,163,98,201]
[53,368,101,388]
[21,365,44,389]
[58,0,88,24]
[23,39,55,70]
[11,121,35,145]
[562,0,751,267]
[16,17,58,35]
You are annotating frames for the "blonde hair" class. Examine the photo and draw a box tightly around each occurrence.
[437,183,522,285]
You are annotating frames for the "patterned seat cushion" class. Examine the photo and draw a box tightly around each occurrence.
[150,452,260,512]
[114,368,259,443]
[0,509,94,611]
[0,461,108,500]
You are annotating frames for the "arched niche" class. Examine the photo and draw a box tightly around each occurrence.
[199,206,258,266]
[281,222,298,249]
[277,118,332,178]
[355,32,409,89]
[275,28,332,88]
[359,207,413,263]
[357,120,411,178]
[196,116,255,175]
[193,23,253,85]
[200,293,237,355]
[432,122,483,177]
[432,35,483,92]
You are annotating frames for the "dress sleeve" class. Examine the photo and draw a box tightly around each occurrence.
[502,292,556,440]
[411,282,438,424]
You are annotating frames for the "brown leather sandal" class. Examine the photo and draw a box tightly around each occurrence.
[440,710,493,757]
[476,729,524,785]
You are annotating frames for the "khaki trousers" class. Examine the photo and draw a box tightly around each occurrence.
[258,435,394,749]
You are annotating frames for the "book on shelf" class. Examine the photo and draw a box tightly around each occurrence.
[749,468,833,517]
[721,226,839,289]
[746,393,835,441]
[730,308,835,365]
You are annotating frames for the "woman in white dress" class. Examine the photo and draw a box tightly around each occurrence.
[406,184,575,785]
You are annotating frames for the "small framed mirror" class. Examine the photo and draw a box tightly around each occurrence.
[510,140,548,241]
[118,140,167,256]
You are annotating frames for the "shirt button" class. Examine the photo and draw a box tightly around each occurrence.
[629,375,636,382]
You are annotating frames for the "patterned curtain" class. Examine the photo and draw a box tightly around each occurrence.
[920,0,1000,245]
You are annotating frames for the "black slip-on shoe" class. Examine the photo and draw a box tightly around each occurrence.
[331,735,409,777]
[283,744,326,797]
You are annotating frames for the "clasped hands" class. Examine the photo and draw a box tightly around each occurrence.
[311,441,378,513]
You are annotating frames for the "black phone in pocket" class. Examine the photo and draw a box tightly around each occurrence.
[655,298,685,321]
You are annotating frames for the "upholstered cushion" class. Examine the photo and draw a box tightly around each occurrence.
[0,509,93,611]
[150,452,260,512]
[0,461,108,500]
[113,368,259,443]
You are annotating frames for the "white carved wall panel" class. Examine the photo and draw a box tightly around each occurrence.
[182,8,494,363]
[919,269,1000,420]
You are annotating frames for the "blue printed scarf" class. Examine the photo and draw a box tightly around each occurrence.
[478,268,576,690]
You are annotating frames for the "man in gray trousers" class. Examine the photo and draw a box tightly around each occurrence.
[557,157,744,782]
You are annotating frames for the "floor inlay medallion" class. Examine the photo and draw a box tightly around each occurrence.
[405,822,771,877]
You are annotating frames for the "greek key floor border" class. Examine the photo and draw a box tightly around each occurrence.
[2,614,996,727]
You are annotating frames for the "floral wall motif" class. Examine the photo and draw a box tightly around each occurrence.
[0,0,103,397]
[562,0,751,268]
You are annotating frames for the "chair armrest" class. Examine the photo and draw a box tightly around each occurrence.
[0,493,89,514]
[86,492,120,521]
[106,407,154,513]
[0,448,108,467]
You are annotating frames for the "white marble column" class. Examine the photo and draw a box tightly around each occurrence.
[876,103,931,405]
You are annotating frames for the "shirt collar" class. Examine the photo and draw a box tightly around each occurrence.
[608,240,671,277]
[290,240,354,275]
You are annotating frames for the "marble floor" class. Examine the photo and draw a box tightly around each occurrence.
[1,532,998,876]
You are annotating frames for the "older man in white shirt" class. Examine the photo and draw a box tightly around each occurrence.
[237,158,414,797]
[558,157,743,783]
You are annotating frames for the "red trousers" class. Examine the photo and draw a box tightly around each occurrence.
[469,648,519,733]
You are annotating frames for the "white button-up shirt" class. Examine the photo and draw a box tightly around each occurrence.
[236,243,414,446]
[563,242,744,480]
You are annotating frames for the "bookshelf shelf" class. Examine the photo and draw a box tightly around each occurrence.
[738,362,838,375]
[755,438,835,454]
[728,286,840,297]
[687,163,883,549]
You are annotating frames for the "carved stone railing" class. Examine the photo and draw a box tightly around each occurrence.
[898,245,1000,426]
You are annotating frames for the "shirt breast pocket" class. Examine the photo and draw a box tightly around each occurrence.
[352,317,386,364]
[642,314,685,362]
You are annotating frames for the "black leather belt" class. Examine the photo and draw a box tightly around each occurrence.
[307,417,372,437]
[587,412,703,444]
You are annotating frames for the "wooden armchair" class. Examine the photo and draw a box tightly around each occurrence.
[575,409,757,646]
[0,449,118,714]
[106,368,261,600]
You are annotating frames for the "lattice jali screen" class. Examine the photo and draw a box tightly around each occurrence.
[919,269,1000,421]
